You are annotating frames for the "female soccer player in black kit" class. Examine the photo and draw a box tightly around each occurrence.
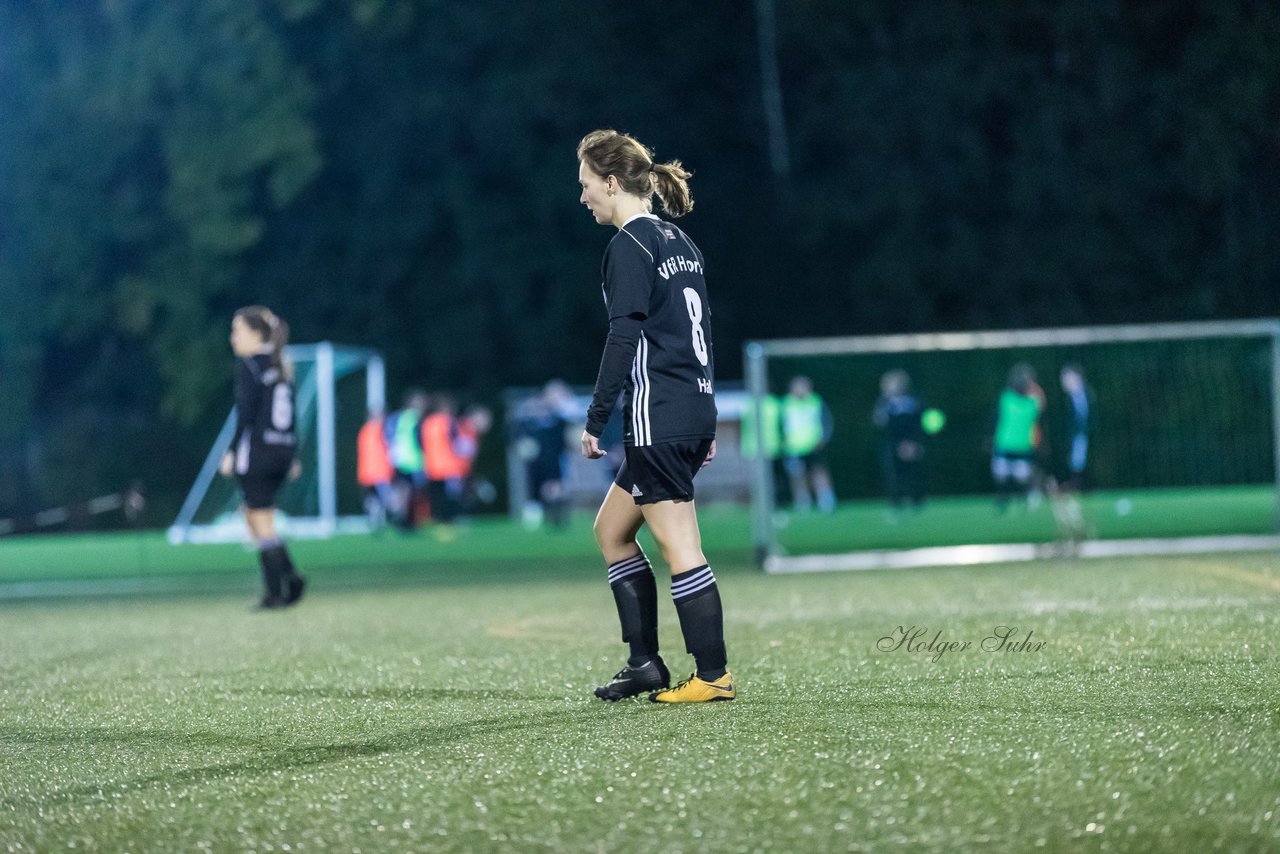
[219,306,306,609]
[577,130,734,704]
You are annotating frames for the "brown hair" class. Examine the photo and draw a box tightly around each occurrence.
[234,305,289,372]
[577,129,694,217]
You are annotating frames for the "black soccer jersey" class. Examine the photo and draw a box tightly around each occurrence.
[232,353,297,475]
[586,213,717,446]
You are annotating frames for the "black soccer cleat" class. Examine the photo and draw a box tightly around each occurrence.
[254,595,288,611]
[284,574,306,606]
[594,657,670,702]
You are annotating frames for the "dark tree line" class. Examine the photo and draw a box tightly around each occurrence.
[1,0,1277,523]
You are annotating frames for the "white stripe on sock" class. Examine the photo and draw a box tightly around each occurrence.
[671,567,715,599]
[608,555,652,583]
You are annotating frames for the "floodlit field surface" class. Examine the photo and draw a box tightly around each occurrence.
[1,486,1273,585]
[773,485,1277,554]
[2,522,1278,851]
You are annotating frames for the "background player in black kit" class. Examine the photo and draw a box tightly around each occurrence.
[873,369,927,513]
[576,129,734,704]
[219,305,306,609]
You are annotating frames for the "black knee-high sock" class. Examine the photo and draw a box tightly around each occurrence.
[607,553,659,666]
[278,543,300,580]
[281,542,306,597]
[671,565,727,681]
[258,540,288,599]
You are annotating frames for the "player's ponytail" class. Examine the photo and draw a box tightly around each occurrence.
[578,129,695,218]
[650,160,693,218]
[234,305,291,378]
[268,313,293,380]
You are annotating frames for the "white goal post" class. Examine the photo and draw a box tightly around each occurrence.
[745,319,1280,573]
[167,342,386,544]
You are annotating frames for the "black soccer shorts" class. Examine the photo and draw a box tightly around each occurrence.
[613,438,714,505]
[237,466,289,510]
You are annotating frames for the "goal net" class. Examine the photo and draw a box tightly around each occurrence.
[745,320,1280,572]
[167,342,386,544]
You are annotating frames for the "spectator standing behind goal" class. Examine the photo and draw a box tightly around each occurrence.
[577,128,734,704]
[385,390,428,530]
[1024,371,1049,508]
[740,388,790,508]
[781,376,836,513]
[357,408,398,529]
[421,394,467,534]
[515,380,575,530]
[218,305,305,609]
[991,362,1044,511]
[456,404,493,515]
[1059,363,1093,491]
[872,369,926,513]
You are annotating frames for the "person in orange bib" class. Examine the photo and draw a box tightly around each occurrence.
[357,408,397,528]
[420,396,468,526]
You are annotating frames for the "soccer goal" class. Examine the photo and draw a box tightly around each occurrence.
[745,319,1280,573]
[167,342,386,544]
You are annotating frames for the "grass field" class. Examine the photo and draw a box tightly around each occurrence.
[1,486,1274,588]
[2,514,1279,851]
[774,486,1278,554]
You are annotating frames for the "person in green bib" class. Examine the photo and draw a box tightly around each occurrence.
[781,376,836,513]
[740,390,790,507]
[387,389,429,529]
[991,363,1044,511]
[740,392,782,461]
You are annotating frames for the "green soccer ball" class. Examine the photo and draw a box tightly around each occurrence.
[921,408,946,434]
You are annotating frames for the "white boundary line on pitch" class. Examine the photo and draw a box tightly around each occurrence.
[763,534,1280,574]
[0,577,235,601]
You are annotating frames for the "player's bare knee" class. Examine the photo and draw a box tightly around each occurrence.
[593,516,630,555]
[654,537,703,574]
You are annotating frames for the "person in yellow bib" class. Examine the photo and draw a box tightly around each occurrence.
[781,376,836,513]
[740,391,782,460]
[740,389,790,507]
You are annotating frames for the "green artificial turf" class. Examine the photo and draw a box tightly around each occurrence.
[773,485,1277,554]
[0,508,750,591]
[1,486,1273,588]
[2,552,1278,851]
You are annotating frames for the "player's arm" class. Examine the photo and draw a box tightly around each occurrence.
[585,313,643,437]
[700,256,716,386]
[584,238,652,448]
[222,360,258,476]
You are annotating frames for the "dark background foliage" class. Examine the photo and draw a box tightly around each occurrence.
[1,0,1277,522]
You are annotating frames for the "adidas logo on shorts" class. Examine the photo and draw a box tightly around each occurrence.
[631,485,643,497]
